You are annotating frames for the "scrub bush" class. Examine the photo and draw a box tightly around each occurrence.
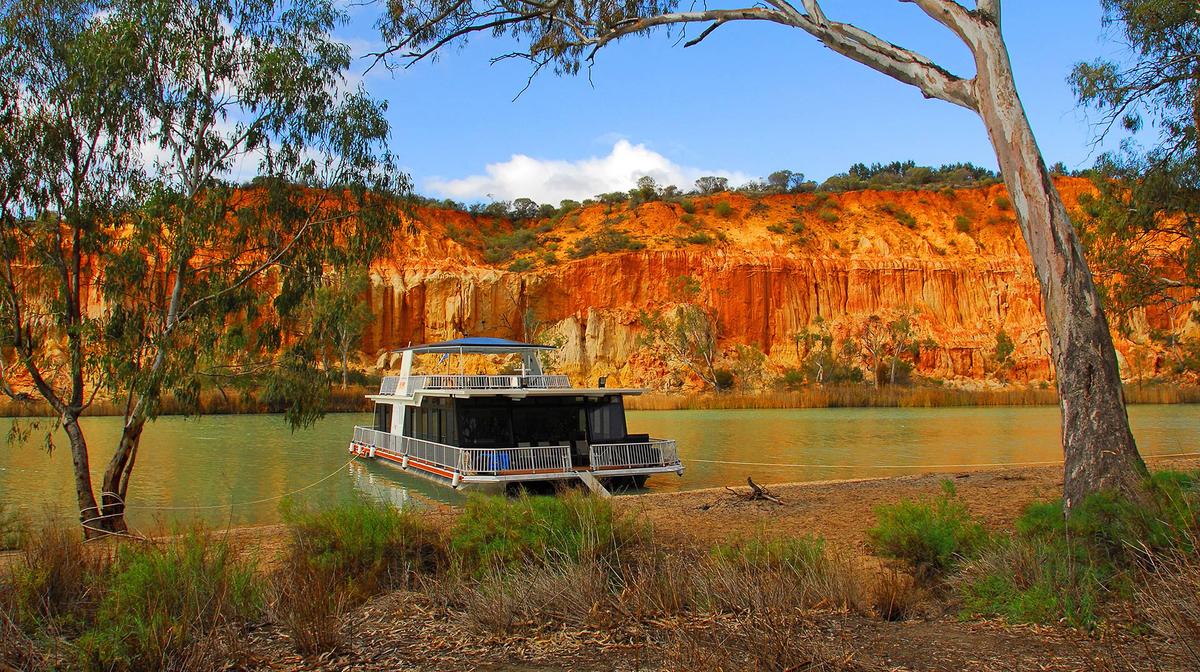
[75,530,261,671]
[449,492,645,572]
[868,480,988,575]
[281,499,447,593]
[957,471,1199,628]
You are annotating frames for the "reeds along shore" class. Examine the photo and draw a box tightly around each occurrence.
[624,384,1200,410]
[0,383,1197,418]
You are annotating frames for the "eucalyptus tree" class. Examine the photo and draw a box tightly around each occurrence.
[376,0,1146,507]
[92,0,406,533]
[1070,0,1200,336]
[0,0,147,531]
[2,0,406,535]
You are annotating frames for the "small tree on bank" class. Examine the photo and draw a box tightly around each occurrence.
[1,0,406,536]
[376,0,1146,508]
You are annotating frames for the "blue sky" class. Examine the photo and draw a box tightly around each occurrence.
[337,2,1123,203]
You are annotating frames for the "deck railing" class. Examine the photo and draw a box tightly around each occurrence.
[379,374,571,395]
[402,435,462,471]
[460,445,572,475]
[352,428,681,479]
[590,439,679,469]
[352,426,403,453]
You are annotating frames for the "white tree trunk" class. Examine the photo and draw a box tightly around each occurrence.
[968,20,1146,508]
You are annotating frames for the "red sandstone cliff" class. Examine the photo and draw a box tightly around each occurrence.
[360,178,1198,390]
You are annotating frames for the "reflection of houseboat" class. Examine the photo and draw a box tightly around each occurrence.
[347,337,683,495]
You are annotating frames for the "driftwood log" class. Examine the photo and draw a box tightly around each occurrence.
[725,477,783,505]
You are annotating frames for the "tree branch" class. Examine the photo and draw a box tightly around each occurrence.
[789,0,978,110]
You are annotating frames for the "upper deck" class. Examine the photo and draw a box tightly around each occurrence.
[372,336,642,400]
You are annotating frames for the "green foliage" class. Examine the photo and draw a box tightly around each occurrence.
[802,350,864,384]
[76,531,261,670]
[818,161,1000,192]
[879,203,917,228]
[680,213,696,225]
[679,199,697,214]
[993,195,1012,211]
[684,232,714,245]
[281,499,446,592]
[954,214,972,233]
[570,226,645,258]
[450,493,643,573]
[766,223,787,235]
[507,257,533,272]
[869,480,988,573]
[959,471,1199,628]
[777,367,805,391]
[694,176,729,195]
[818,210,839,223]
[483,227,538,263]
[993,330,1015,367]
[713,201,734,218]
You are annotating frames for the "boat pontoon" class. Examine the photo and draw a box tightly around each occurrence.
[347,337,684,495]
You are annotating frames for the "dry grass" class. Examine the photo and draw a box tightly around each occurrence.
[665,614,876,671]
[869,568,926,621]
[627,384,1200,410]
[268,553,351,656]
[1135,552,1200,667]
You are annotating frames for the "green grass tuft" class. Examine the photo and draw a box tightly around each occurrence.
[868,480,988,574]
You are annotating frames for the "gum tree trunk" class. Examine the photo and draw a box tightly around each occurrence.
[968,18,1146,508]
[62,415,105,536]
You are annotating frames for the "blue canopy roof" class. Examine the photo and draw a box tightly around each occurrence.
[394,336,556,354]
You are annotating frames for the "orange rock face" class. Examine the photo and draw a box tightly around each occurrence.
[361,178,1196,389]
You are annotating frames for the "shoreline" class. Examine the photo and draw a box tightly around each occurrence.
[26,451,1190,561]
[2,383,1198,417]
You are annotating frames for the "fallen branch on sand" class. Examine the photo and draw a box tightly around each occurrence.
[725,477,783,505]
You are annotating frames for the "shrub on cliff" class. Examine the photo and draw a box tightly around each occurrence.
[482,228,538,263]
[570,227,645,258]
[713,201,735,218]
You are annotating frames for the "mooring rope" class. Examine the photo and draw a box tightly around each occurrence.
[686,450,1200,470]
[113,455,360,512]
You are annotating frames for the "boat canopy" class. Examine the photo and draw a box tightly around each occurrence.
[392,336,556,355]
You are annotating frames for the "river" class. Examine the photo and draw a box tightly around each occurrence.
[1,405,1196,529]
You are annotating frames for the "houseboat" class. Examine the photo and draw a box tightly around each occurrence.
[347,337,683,495]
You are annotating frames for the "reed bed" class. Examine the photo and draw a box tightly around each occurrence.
[2,383,1196,418]
[0,386,374,418]
[626,384,1200,411]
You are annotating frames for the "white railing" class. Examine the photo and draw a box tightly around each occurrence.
[401,435,462,471]
[380,377,403,395]
[354,428,680,478]
[353,426,403,453]
[460,445,572,475]
[378,374,571,395]
[590,439,680,469]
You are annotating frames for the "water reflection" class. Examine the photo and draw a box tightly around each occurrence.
[347,460,464,508]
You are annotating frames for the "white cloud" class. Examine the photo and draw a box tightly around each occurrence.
[424,140,753,204]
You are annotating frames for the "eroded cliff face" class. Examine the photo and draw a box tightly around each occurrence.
[361,178,1198,389]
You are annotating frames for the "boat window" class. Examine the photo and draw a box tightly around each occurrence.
[587,397,627,443]
[458,407,513,448]
[373,404,393,433]
[512,405,582,445]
